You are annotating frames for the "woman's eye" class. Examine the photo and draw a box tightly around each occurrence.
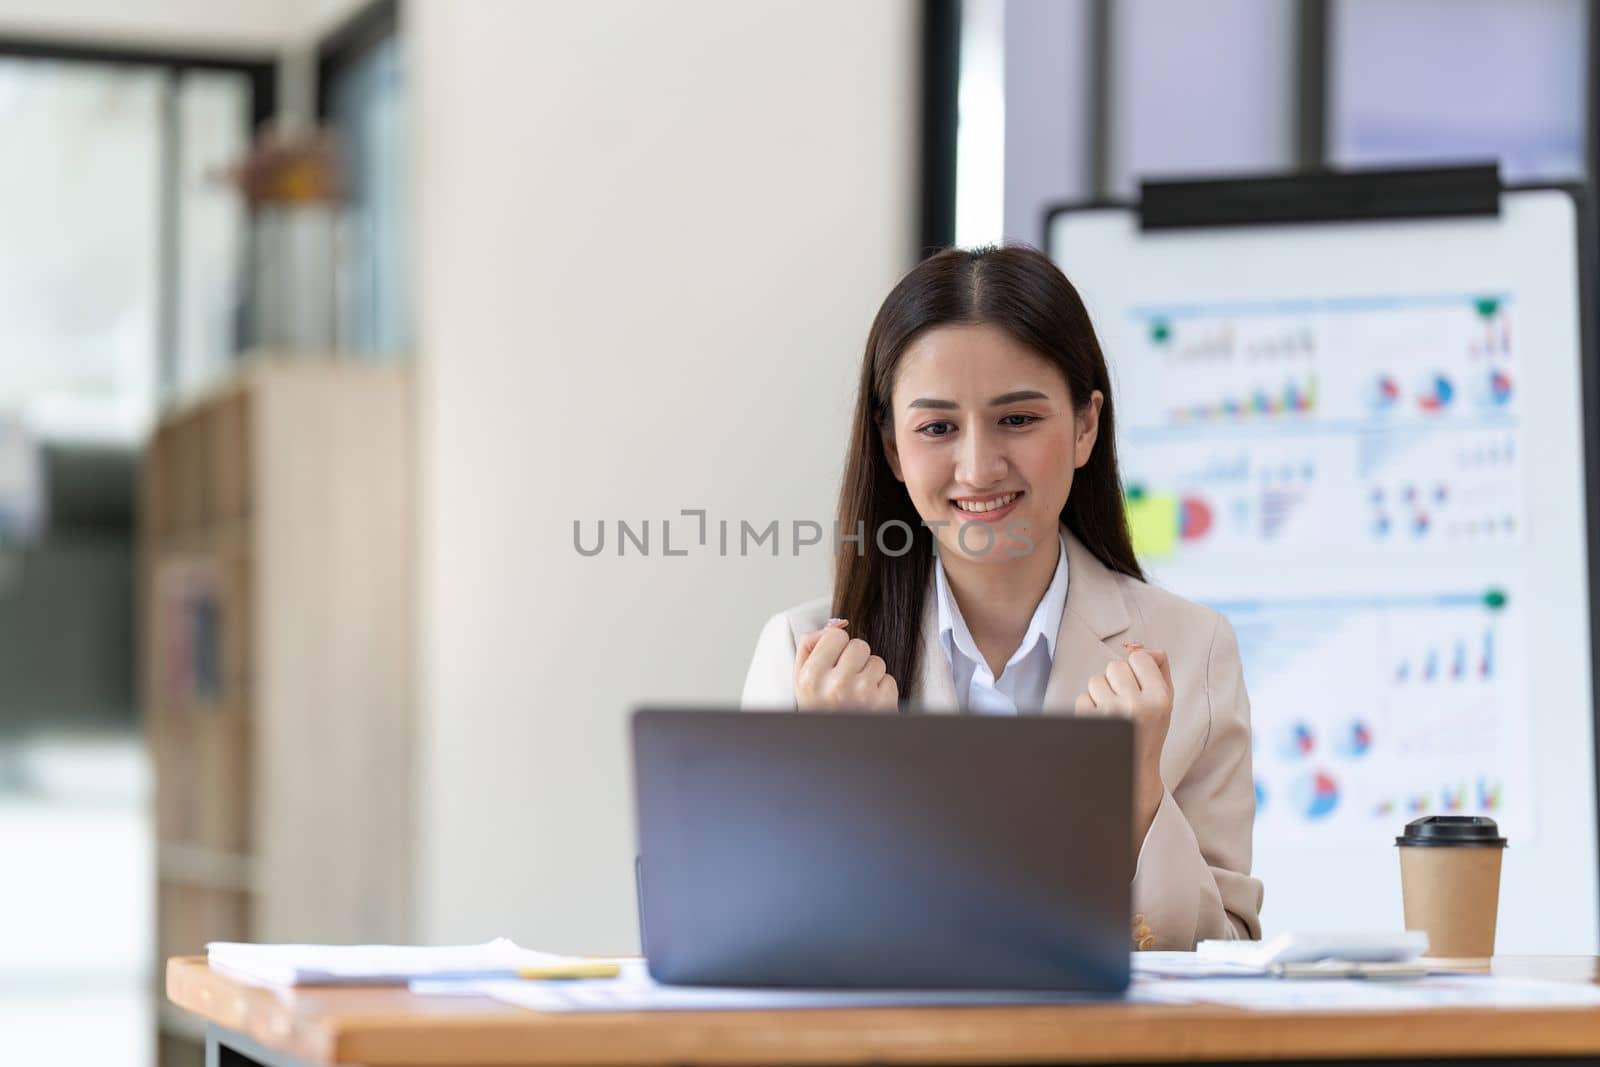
[917,421,955,437]
[1000,414,1039,427]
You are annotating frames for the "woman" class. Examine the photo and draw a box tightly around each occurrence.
[740,245,1262,948]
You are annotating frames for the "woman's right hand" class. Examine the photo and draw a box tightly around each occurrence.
[793,618,900,712]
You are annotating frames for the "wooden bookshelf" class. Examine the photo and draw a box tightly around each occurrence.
[141,358,413,1066]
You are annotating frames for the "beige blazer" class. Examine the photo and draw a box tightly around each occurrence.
[739,524,1264,948]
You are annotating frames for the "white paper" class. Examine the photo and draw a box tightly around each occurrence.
[413,960,1128,1012]
[1134,974,1600,1011]
[207,938,578,987]
[1197,931,1428,969]
[1131,952,1265,978]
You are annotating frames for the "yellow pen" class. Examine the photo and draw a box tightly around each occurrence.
[514,960,622,980]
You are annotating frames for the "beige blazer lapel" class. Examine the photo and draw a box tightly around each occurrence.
[1041,525,1136,713]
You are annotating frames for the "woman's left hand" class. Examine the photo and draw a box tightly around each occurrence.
[1073,641,1173,852]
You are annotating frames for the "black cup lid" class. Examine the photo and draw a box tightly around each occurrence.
[1395,815,1507,847]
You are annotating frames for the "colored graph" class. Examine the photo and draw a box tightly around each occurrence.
[1259,464,1314,541]
[1392,626,1498,685]
[1122,293,1524,560]
[1370,374,1402,412]
[1109,289,1542,860]
[1123,488,1217,560]
[1124,488,1179,560]
[1169,375,1317,422]
[1369,482,1465,541]
[1341,721,1373,758]
[1205,583,1526,846]
[1373,367,1509,416]
[1171,322,1232,358]
[1469,301,1512,356]
[1244,326,1315,359]
[1374,788,1484,819]
[1416,374,1455,414]
[1486,369,1514,407]
[1359,427,1522,547]
[1280,722,1315,759]
[1180,496,1213,540]
[1294,771,1340,819]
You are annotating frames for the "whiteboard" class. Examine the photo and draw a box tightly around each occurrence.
[1049,189,1597,952]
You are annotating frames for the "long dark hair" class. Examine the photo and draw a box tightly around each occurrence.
[832,244,1144,694]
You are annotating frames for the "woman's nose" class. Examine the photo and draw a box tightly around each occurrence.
[955,425,1008,487]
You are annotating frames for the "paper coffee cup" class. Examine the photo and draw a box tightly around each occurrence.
[1396,815,1507,959]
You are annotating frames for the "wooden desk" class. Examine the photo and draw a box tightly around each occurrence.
[169,955,1600,1067]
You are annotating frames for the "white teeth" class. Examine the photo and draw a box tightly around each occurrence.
[955,492,1017,513]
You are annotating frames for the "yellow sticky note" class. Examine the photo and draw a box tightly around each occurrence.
[1125,491,1179,559]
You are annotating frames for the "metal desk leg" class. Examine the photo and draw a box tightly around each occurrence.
[207,1024,313,1067]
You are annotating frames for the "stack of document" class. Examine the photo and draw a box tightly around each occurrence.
[1197,931,1429,970]
[207,938,617,987]
[412,959,1115,1011]
[1133,932,1431,980]
[1135,974,1600,1011]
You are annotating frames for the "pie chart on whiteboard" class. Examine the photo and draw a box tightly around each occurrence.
[1179,495,1213,541]
[1295,771,1341,820]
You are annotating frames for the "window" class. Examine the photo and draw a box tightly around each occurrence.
[320,0,410,357]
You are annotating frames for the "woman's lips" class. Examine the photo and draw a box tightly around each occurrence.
[949,490,1024,524]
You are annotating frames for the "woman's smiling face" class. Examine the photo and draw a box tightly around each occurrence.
[881,323,1101,564]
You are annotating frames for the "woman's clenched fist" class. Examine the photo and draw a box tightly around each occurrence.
[793,618,900,712]
[1074,641,1174,851]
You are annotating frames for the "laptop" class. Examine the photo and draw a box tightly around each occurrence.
[631,707,1132,991]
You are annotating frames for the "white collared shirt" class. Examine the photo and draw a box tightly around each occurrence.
[934,533,1069,715]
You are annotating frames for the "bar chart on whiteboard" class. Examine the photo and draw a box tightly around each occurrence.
[1114,293,1532,848]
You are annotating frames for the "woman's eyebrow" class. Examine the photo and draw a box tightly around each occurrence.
[989,389,1049,405]
[907,389,1050,410]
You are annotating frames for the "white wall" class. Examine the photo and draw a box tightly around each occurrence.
[0,0,299,50]
[0,0,372,62]
[412,0,919,952]
[298,0,373,39]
